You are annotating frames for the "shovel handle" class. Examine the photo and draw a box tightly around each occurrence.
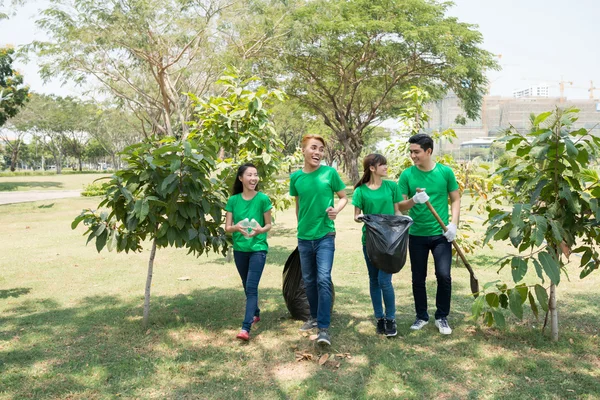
[416,189,477,279]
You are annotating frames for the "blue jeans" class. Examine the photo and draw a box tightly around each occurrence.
[233,250,266,332]
[408,235,452,321]
[297,234,335,328]
[363,246,396,320]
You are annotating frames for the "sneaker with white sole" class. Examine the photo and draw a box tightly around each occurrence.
[299,318,317,331]
[376,318,386,335]
[316,328,331,346]
[410,318,429,330]
[385,319,397,337]
[435,318,452,335]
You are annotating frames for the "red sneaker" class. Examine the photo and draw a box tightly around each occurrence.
[252,316,260,325]
[236,330,250,341]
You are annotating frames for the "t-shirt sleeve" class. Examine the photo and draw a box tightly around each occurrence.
[398,170,409,196]
[446,167,459,192]
[330,168,346,193]
[262,194,273,213]
[289,173,298,196]
[351,186,363,208]
[224,196,235,213]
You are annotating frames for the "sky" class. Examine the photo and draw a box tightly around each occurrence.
[1,0,599,100]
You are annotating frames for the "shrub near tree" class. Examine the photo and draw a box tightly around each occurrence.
[72,73,291,327]
[475,108,600,341]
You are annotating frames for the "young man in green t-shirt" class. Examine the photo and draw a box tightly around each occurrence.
[398,134,460,335]
[290,134,347,346]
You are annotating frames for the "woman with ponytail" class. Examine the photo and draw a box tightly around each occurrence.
[225,163,273,341]
[352,154,401,337]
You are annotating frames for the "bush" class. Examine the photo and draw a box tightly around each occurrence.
[81,181,111,197]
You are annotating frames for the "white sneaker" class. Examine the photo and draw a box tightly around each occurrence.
[435,318,452,335]
[410,318,428,330]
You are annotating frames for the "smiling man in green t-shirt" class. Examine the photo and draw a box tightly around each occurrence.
[398,133,460,335]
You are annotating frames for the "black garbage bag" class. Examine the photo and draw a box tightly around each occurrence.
[362,214,413,274]
[282,247,335,321]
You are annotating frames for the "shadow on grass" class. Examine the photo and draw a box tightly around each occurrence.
[1,285,599,399]
[0,181,63,191]
[0,287,31,299]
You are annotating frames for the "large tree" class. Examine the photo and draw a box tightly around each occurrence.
[30,0,229,138]
[260,0,498,181]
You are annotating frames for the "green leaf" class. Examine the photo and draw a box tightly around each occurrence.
[492,310,506,328]
[508,290,523,319]
[538,251,561,285]
[511,257,528,282]
[528,292,539,319]
[485,292,500,308]
[95,229,108,252]
[161,174,178,193]
[515,284,528,304]
[564,137,579,157]
[483,280,501,290]
[71,215,85,230]
[484,311,494,327]
[533,112,552,126]
[499,293,509,309]
[511,204,523,226]
[471,295,485,320]
[509,226,522,247]
[534,284,549,312]
[580,261,598,279]
[531,215,547,247]
[262,152,272,165]
[94,223,106,237]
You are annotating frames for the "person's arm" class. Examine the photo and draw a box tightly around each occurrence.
[295,196,299,221]
[225,211,245,234]
[449,189,461,226]
[354,206,364,222]
[248,210,272,237]
[397,194,416,211]
[327,190,348,220]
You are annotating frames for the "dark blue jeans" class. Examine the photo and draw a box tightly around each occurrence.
[363,246,395,320]
[233,250,266,332]
[408,235,452,321]
[297,234,335,328]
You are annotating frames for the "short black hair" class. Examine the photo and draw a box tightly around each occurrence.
[408,133,434,152]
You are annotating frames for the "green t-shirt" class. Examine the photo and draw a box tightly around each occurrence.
[398,163,459,236]
[290,165,346,240]
[352,180,401,244]
[224,191,272,252]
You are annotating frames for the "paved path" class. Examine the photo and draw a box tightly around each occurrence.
[0,190,82,205]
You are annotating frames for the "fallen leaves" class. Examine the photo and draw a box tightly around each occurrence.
[295,351,351,369]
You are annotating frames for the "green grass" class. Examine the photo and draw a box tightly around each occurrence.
[0,173,110,191]
[0,182,599,399]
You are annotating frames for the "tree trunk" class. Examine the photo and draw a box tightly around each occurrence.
[343,148,360,183]
[143,238,157,328]
[549,282,558,341]
[10,141,20,172]
[78,155,83,172]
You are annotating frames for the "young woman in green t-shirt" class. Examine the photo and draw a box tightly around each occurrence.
[352,154,401,337]
[225,163,273,341]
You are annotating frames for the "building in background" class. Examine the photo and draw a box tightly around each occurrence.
[513,85,549,98]
[425,92,600,154]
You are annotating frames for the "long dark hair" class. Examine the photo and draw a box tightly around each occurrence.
[232,163,259,195]
[354,153,387,189]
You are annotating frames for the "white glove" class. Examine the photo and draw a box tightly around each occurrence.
[412,191,429,204]
[356,213,365,222]
[444,223,457,242]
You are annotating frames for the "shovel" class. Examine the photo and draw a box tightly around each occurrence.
[417,190,480,297]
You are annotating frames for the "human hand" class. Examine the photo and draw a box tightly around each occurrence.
[444,223,457,242]
[355,213,365,222]
[412,191,429,204]
[326,207,339,220]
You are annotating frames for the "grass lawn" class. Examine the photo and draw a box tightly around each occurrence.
[0,178,599,399]
[0,173,110,192]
